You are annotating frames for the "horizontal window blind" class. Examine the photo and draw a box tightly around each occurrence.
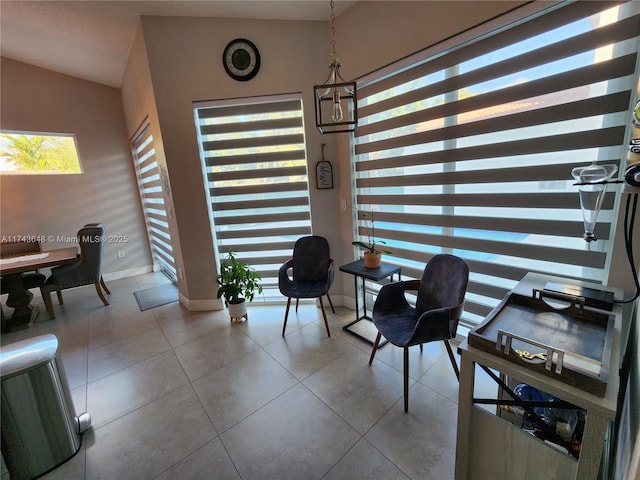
[194,94,312,301]
[132,122,176,281]
[353,1,639,326]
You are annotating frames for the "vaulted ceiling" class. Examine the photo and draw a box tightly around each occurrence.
[0,1,356,88]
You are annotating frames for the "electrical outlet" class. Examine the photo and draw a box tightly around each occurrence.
[340,199,347,211]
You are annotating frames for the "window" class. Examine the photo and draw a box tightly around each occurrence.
[194,94,312,301]
[131,122,177,282]
[354,1,639,327]
[0,131,82,174]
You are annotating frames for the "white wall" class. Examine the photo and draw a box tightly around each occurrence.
[136,15,343,305]
[0,57,152,279]
[122,1,525,306]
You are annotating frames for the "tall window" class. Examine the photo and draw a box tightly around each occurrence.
[194,94,312,301]
[131,121,177,282]
[354,1,639,327]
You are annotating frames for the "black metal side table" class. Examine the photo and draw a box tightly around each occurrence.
[339,259,401,346]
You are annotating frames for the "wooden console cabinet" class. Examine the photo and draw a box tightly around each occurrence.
[455,273,623,480]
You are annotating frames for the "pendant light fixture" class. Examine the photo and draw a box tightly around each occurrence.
[314,0,357,134]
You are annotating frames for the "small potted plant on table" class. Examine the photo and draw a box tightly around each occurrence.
[216,250,263,322]
[352,210,392,268]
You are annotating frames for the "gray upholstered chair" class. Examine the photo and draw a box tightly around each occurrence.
[278,235,335,337]
[368,254,469,412]
[82,223,110,295]
[41,224,110,319]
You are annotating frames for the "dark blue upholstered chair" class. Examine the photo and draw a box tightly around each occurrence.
[41,224,110,319]
[278,235,335,337]
[369,254,469,412]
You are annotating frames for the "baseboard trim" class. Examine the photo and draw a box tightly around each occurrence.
[103,266,153,281]
[178,291,223,311]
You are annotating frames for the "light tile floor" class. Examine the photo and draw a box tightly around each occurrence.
[1,272,497,480]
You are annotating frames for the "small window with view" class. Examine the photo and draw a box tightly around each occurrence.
[0,131,82,174]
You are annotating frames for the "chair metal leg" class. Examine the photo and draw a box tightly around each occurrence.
[56,290,64,305]
[95,283,110,306]
[282,297,292,337]
[100,276,110,295]
[295,298,299,312]
[326,292,335,313]
[369,332,382,365]
[445,340,460,380]
[404,346,409,413]
[318,296,331,337]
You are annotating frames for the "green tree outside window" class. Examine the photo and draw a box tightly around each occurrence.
[0,132,82,174]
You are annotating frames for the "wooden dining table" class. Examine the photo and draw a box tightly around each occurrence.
[1,246,78,332]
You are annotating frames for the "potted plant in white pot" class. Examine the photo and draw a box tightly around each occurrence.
[352,210,392,268]
[216,250,263,322]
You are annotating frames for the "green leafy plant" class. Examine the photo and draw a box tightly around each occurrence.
[216,250,263,305]
[352,210,393,254]
[352,239,393,255]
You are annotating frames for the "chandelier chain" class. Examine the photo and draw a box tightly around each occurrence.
[329,0,338,63]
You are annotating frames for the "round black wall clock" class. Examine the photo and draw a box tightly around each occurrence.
[223,39,261,81]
